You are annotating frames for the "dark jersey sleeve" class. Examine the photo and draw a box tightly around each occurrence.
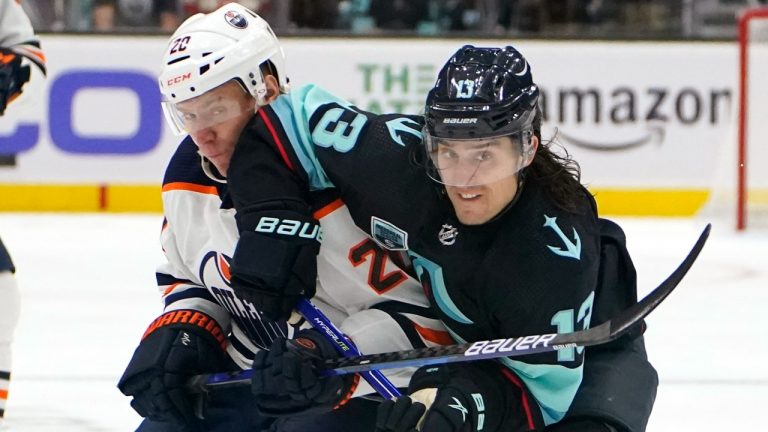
[228,110,315,221]
[0,236,14,273]
[562,218,657,431]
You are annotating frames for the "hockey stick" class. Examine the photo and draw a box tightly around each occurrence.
[292,298,402,399]
[185,297,402,398]
[189,223,710,393]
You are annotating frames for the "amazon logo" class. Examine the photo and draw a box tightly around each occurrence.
[538,86,732,152]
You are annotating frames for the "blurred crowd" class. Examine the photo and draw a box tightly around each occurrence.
[18,0,768,38]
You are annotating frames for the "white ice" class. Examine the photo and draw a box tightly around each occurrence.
[0,214,765,431]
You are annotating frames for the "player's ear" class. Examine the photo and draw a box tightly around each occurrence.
[522,134,538,168]
[263,75,280,104]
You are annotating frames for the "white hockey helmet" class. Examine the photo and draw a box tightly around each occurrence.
[158,2,288,135]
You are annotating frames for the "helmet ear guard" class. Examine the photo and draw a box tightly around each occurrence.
[521,130,537,168]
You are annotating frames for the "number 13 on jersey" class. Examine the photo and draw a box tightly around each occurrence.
[551,291,595,362]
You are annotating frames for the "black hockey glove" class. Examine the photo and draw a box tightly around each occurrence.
[544,417,623,432]
[377,363,529,432]
[251,329,360,417]
[118,310,229,427]
[0,48,31,116]
[231,201,321,321]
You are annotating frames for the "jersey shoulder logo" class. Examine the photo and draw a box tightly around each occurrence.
[543,215,581,260]
[371,216,408,251]
[438,224,459,246]
[385,117,422,147]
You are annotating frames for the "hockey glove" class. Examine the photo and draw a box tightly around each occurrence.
[231,202,321,321]
[251,329,360,417]
[0,48,31,116]
[544,418,623,432]
[376,363,524,432]
[117,310,229,427]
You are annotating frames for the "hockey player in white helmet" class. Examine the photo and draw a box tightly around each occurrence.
[118,4,448,431]
[0,0,46,423]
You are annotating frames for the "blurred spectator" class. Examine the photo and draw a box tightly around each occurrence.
[92,0,179,32]
[440,0,480,31]
[369,0,429,30]
[180,0,266,16]
[180,1,281,27]
[291,0,339,29]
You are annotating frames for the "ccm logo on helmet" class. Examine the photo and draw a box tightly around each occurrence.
[443,118,478,124]
[255,217,322,241]
[166,72,191,87]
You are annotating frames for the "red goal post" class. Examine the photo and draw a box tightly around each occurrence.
[737,7,768,230]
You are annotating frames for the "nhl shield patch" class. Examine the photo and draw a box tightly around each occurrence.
[371,217,408,251]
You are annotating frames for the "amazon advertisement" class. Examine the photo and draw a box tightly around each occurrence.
[0,37,747,214]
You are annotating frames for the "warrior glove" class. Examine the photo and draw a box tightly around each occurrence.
[376,363,531,432]
[0,48,31,116]
[117,310,229,427]
[251,329,359,417]
[231,200,321,321]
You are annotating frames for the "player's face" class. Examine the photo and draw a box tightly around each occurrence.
[440,136,533,225]
[178,81,255,176]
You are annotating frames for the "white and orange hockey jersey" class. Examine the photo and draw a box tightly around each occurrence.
[0,0,46,107]
[156,137,450,395]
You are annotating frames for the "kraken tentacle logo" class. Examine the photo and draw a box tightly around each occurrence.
[543,215,581,260]
[385,117,422,146]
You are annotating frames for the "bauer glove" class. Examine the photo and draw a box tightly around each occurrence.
[118,310,229,427]
[0,48,31,116]
[231,201,321,321]
[376,363,539,432]
[544,418,623,432]
[251,329,359,417]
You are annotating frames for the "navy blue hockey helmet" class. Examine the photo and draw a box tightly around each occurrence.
[425,45,539,140]
[423,45,540,187]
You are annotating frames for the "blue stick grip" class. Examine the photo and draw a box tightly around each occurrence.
[295,298,402,399]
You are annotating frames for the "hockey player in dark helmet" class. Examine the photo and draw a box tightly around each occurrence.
[227,43,657,432]
[423,45,583,225]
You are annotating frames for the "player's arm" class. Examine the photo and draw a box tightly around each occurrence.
[0,0,46,115]
[550,219,657,432]
[227,113,323,321]
[118,214,233,427]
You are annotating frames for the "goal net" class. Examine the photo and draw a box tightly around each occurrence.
[736,7,768,229]
[706,7,768,230]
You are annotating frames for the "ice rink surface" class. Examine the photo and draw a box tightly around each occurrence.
[0,213,765,431]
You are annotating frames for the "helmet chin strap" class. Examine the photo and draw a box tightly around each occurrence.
[200,155,227,184]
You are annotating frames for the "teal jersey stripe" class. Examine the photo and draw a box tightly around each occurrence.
[498,356,582,425]
[448,328,581,426]
[410,251,473,325]
[269,85,336,191]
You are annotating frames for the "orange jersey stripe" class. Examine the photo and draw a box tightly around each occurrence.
[0,389,7,399]
[314,198,344,220]
[412,322,454,346]
[162,182,218,196]
[162,282,183,297]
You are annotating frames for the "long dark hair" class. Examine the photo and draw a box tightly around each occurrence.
[526,108,587,213]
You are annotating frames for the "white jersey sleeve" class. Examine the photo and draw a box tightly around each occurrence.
[0,0,46,113]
